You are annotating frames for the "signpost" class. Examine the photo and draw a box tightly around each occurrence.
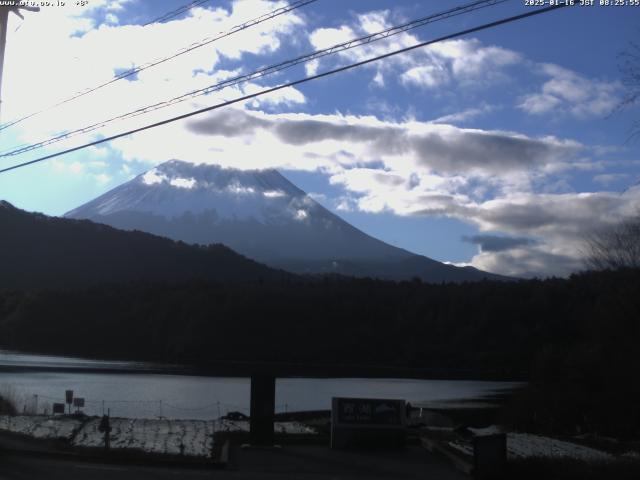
[65,390,74,414]
[73,397,85,413]
[331,397,406,449]
[98,411,111,451]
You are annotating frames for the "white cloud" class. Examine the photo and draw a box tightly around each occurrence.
[341,182,640,277]
[263,190,286,198]
[440,41,520,79]
[401,39,520,90]
[294,209,309,220]
[519,63,621,118]
[94,173,112,185]
[244,85,306,108]
[227,183,255,195]
[335,196,356,212]
[106,0,134,12]
[307,12,520,91]
[432,105,495,124]
[4,3,634,280]
[309,25,356,50]
[103,104,622,277]
[469,247,583,279]
[593,173,631,186]
[68,162,84,174]
[305,58,320,76]
[105,13,119,25]
[372,70,385,88]
[181,109,580,180]
[401,64,449,89]
[49,157,114,187]
[519,93,561,115]
[142,169,167,185]
[120,164,132,177]
[2,0,307,149]
[51,159,84,174]
[358,11,390,35]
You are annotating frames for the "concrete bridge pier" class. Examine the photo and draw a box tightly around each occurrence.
[249,373,276,446]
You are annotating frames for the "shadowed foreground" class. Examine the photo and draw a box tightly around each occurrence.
[0,445,466,480]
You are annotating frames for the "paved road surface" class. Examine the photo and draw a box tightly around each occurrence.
[0,445,467,480]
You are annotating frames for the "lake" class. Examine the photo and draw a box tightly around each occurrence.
[0,350,521,419]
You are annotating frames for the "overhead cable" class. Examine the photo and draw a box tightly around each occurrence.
[0,3,571,175]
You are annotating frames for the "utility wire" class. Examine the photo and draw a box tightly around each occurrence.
[0,3,571,175]
[143,0,212,27]
[0,0,506,158]
[0,0,318,134]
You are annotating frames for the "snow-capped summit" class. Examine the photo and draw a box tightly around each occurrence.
[67,160,312,224]
[66,160,505,282]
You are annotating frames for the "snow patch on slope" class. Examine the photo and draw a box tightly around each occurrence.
[67,160,314,225]
[170,177,197,189]
[142,169,167,185]
[263,190,285,198]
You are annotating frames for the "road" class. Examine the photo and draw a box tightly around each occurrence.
[0,455,217,480]
[0,445,467,480]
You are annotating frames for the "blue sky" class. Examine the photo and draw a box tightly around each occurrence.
[0,0,639,277]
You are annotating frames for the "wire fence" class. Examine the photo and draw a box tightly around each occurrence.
[12,392,298,419]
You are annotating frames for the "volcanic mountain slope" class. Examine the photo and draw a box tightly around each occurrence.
[66,160,506,282]
[0,200,287,289]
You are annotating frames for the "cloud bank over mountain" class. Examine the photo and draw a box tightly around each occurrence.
[1,1,637,278]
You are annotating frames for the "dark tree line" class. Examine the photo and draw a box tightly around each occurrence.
[1,268,639,437]
[0,200,291,290]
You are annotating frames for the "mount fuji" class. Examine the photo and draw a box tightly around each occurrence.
[66,160,504,282]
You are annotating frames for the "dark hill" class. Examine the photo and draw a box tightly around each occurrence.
[0,200,287,289]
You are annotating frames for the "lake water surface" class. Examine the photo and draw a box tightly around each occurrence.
[0,350,520,419]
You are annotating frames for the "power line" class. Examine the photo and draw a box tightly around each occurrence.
[0,0,505,158]
[143,0,212,27]
[0,0,318,133]
[0,3,571,175]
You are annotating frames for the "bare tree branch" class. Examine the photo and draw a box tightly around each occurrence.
[614,38,640,142]
[584,215,640,271]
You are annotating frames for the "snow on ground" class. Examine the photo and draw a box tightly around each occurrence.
[72,418,215,457]
[1,415,317,458]
[448,429,613,462]
[218,419,316,435]
[506,433,613,461]
[0,415,83,440]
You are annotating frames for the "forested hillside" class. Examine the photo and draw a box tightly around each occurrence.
[1,269,638,436]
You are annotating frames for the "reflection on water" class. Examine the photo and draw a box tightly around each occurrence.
[0,350,520,420]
